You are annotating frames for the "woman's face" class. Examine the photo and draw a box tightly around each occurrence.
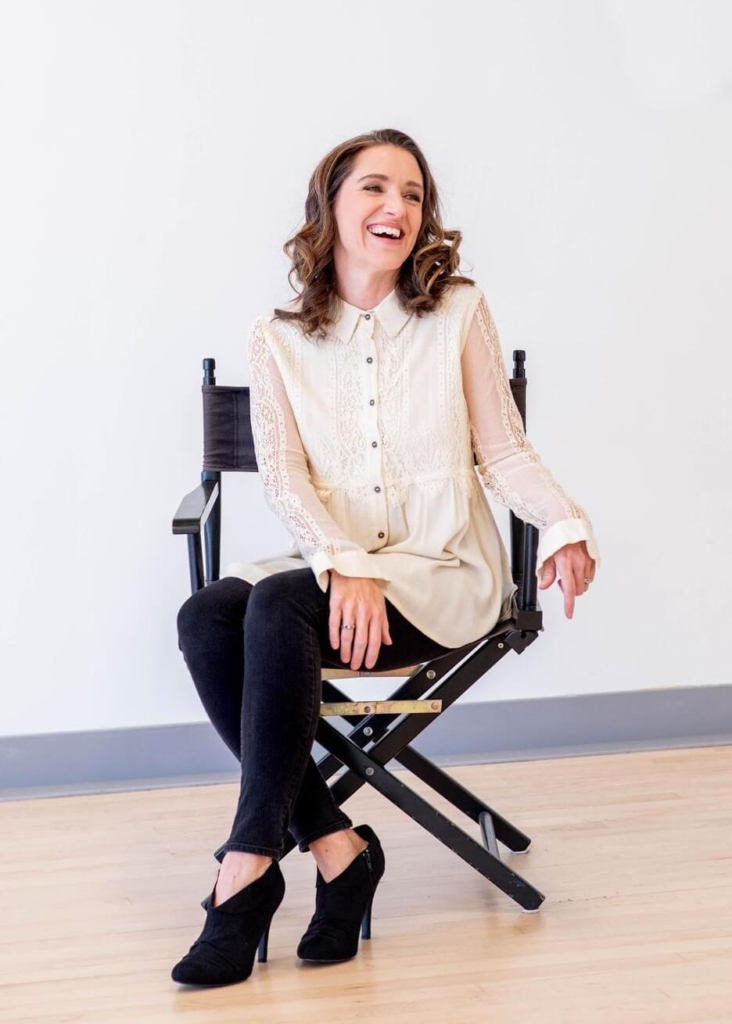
[332,144,424,278]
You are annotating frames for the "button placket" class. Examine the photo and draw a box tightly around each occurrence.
[362,313,387,548]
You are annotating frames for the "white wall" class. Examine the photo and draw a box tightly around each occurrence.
[1,0,730,738]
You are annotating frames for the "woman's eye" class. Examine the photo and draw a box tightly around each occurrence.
[364,184,421,202]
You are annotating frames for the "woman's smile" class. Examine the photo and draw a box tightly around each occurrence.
[366,223,405,244]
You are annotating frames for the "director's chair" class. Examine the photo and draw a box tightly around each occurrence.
[172,349,546,912]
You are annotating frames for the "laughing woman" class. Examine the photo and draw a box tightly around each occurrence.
[172,127,600,986]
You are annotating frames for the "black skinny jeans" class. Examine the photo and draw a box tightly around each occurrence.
[176,569,454,863]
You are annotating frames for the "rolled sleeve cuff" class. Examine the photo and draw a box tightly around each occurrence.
[536,518,601,579]
[310,549,392,593]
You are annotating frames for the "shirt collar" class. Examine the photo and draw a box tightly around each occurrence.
[325,286,412,344]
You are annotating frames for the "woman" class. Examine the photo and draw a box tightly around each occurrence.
[172,128,600,987]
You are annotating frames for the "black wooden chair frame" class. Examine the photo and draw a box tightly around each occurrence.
[173,349,546,912]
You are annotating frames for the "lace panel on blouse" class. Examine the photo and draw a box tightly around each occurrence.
[247,316,371,561]
[461,293,594,534]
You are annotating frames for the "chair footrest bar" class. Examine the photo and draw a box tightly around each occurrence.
[320,699,442,717]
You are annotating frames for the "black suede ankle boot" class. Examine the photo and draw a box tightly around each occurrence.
[297,824,386,964]
[171,859,285,986]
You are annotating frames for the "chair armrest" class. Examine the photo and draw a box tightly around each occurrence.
[172,479,220,535]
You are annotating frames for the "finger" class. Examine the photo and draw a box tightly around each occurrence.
[570,553,588,595]
[571,558,587,598]
[561,573,576,618]
[382,614,393,645]
[538,560,555,590]
[350,609,370,671]
[329,602,342,650]
[339,605,355,663]
[364,615,383,670]
[339,625,353,663]
[582,544,597,585]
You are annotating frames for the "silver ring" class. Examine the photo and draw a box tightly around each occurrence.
[340,623,356,631]
[583,578,591,585]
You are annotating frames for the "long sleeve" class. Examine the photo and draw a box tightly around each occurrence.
[460,291,601,578]
[247,316,391,592]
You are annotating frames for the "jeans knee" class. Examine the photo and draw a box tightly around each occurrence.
[176,589,208,648]
[246,571,312,626]
[176,577,252,647]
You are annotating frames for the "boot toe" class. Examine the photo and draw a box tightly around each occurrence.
[297,919,359,962]
[297,937,356,963]
[171,948,246,986]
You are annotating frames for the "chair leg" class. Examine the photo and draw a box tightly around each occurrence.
[202,471,221,584]
[317,634,518,797]
[313,638,495,782]
[312,697,534,856]
[396,745,531,854]
[186,534,205,593]
[281,629,545,911]
[315,717,544,913]
[479,811,503,861]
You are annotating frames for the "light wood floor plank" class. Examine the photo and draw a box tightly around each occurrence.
[1,747,731,1023]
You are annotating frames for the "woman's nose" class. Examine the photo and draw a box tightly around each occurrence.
[381,192,406,216]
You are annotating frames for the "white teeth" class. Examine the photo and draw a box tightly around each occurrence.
[368,225,402,238]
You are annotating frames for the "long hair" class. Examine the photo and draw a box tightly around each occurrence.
[272,128,475,342]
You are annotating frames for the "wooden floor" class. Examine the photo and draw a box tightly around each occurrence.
[1,746,731,1023]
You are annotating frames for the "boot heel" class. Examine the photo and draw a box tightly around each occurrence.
[258,919,272,963]
[297,823,385,964]
[360,893,374,941]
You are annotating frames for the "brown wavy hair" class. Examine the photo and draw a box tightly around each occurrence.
[272,128,475,342]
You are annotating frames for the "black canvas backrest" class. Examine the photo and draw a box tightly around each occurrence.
[202,385,257,472]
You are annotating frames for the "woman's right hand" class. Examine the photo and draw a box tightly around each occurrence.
[328,570,393,670]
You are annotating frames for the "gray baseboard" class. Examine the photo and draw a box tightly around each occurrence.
[1,685,731,800]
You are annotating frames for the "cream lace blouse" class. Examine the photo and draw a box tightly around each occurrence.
[222,280,601,649]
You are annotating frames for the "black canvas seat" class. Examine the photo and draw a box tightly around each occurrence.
[172,350,546,912]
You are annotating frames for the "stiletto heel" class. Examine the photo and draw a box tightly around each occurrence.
[361,893,374,940]
[171,859,285,986]
[297,823,385,964]
[257,919,272,963]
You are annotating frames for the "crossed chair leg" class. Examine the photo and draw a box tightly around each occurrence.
[281,627,545,912]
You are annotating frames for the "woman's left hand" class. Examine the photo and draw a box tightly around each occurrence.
[538,540,596,619]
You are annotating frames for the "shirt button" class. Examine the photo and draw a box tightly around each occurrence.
[369,399,375,405]
[366,356,373,363]
[378,532,385,539]
[371,441,378,448]
[365,313,371,320]
[374,486,381,492]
